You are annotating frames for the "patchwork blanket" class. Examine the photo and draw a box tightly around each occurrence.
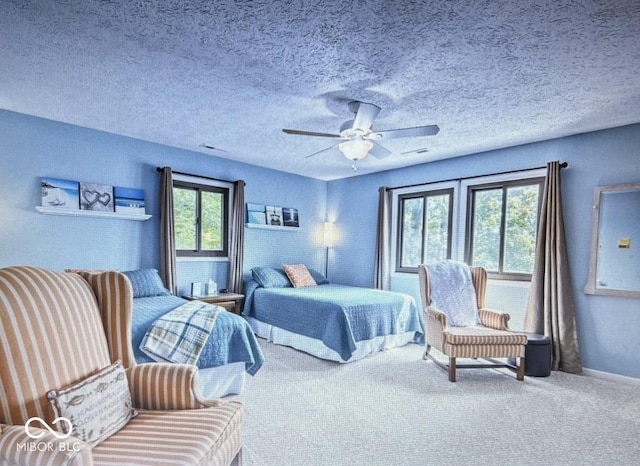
[140,300,222,365]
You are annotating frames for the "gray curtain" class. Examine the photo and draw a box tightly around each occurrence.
[525,161,582,373]
[160,167,177,294]
[374,186,391,290]
[228,180,245,294]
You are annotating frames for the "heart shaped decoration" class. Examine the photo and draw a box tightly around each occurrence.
[83,190,100,206]
[83,190,111,207]
[97,192,111,206]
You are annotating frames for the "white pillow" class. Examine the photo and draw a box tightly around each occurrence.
[47,360,137,446]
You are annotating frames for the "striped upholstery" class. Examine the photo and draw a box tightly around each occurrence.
[77,270,137,368]
[444,326,527,346]
[92,404,243,465]
[418,264,527,381]
[0,266,243,465]
[0,266,111,426]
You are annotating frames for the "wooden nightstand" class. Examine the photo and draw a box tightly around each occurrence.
[182,292,245,315]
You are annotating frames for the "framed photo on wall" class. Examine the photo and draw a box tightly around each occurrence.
[282,207,299,227]
[80,182,114,212]
[246,203,267,224]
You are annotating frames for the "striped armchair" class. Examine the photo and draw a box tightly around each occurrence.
[417,264,527,382]
[0,266,243,465]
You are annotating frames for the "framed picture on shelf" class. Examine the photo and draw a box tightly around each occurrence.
[114,187,146,215]
[265,205,283,226]
[80,182,114,212]
[41,177,79,210]
[246,203,267,224]
[282,207,299,227]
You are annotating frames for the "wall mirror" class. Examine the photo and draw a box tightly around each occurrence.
[584,182,640,298]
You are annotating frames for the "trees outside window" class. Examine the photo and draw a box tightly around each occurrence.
[173,180,228,257]
[395,176,543,281]
[467,179,543,280]
[397,189,453,272]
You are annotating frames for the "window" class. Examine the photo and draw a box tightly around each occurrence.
[396,189,453,272]
[466,179,543,280]
[173,180,229,257]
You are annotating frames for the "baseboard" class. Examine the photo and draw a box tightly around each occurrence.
[582,368,640,386]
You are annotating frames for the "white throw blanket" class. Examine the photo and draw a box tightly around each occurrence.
[426,260,481,327]
[140,300,222,365]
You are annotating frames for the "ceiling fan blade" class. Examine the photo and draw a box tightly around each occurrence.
[352,101,381,133]
[371,124,440,140]
[368,141,392,159]
[304,143,340,159]
[283,129,341,138]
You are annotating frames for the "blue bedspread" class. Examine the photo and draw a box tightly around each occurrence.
[243,280,424,361]
[132,294,264,375]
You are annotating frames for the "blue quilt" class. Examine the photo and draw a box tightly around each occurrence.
[243,280,424,361]
[132,294,264,375]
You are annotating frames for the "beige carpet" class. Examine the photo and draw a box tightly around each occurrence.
[231,339,640,466]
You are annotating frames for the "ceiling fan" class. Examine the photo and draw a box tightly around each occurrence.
[282,100,439,170]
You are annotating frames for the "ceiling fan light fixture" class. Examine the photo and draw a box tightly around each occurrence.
[338,140,373,161]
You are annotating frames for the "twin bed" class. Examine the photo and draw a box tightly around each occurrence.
[127,266,424,398]
[242,266,424,362]
[125,269,264,398]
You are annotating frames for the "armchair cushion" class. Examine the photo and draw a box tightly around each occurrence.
[0,424,93,466]
[47,360,137,447]
[426,261,481,326]
[92,402,243,465]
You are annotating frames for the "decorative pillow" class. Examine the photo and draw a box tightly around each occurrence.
[47,360,137,447]
[282,264,317,288]
[307,268,329,285]
[123,269,171,298]
[251,267,292,288]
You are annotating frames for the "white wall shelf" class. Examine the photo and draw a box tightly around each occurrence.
[245,223,298,231]
[36,206,151,221]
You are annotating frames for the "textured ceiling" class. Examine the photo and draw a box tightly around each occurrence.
[1,0,639,180]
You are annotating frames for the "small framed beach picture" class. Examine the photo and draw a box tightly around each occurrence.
[246,203,267,224]
[282,207,299,227]
[80,182,115,212]
[41,177,80,210]
[114,186,146,215]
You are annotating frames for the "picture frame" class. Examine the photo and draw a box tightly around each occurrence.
[114,187,146,215]
[246,203,267,224]
[80,182,114,212]
[282,207,299,227]
[265,205,283,226]
[41,177,79,210]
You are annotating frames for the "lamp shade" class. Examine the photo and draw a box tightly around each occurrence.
[323,222,335,248]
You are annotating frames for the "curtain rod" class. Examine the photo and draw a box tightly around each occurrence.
[385,162,567,192]
[156,166,243,185]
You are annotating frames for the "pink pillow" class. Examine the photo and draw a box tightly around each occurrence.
[282,264,317,288]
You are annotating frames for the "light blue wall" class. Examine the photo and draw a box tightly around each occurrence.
[327,123,640,379]
[2,108,639,380]
[0,110,326,296]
